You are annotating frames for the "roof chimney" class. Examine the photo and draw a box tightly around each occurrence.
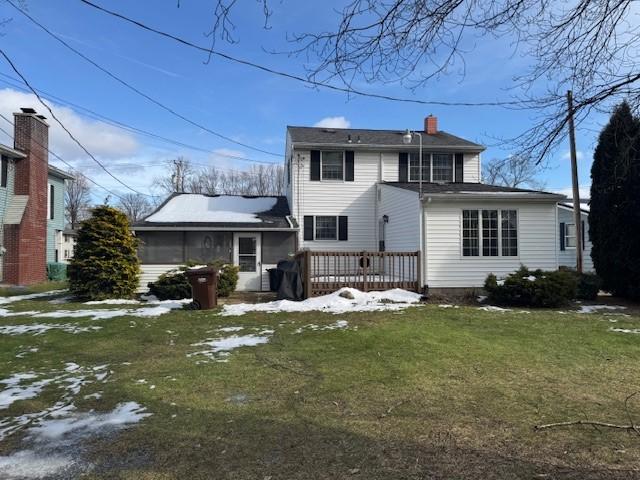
[425,115,438,134]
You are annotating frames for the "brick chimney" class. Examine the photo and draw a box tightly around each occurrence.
[3,108,49,285]
[424,115,438,134]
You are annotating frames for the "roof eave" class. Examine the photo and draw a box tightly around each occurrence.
[131,225,298,232]
[291,142,485,152]
[0,144,27,159]
[422,192,566,201]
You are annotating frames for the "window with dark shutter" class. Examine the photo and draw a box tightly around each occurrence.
[559,222,566,251]
[399,152,408,182]
[338,216,348,241]
[49,184,55,220]
[304,216,314,241]
[1,155,7,188]
[310,150,320,181]
[345,151,354,181]
[455,153,464,183]
[581,220,586,249]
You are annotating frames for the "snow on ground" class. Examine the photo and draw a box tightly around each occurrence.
[144,193,277,223]
[479,306,512,312]
[577,305,627,314]
[293,320,351,334]
[0,402,150,480]
[438,304,459,309]
[609,327,640,334]
[0,290,67,305]
[220,288,422,317]
[0,323,102,336]
[84,299,141,305]
[188,330,274,362]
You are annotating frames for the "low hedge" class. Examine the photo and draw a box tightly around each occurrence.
[484,266,578,308]
[147,261,239,301]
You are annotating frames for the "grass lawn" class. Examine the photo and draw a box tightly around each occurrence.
[0,286,639,479]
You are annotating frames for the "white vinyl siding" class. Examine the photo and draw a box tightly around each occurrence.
[424,200,558,288]
[291,149,378,251]
[378,184,420,251]
[557,206,594,272]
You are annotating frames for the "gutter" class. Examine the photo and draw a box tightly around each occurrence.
[131,226,298,232]
[422,193,566,201]
[291,142,485,153]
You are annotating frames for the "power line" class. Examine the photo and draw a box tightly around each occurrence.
[78,0,527,108]
[7,0,282,157]
[0,72,279,166]
[0,113,127,202]
[0,48,152,197]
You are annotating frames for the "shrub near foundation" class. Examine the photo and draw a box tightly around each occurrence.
[147,261,239,300]
[485,266,577,308]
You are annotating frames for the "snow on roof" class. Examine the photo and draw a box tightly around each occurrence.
[145,194,279,224]
[559,201,590,213]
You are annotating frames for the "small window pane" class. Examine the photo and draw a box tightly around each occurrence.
[315,216,337,240]
[482,210,498,256]
[238,237,256,255]
[432,153,453,182]
[462,210,479,256]
[238,255,256,272]
[565,223,576,248]
[409,153,429,181]
[501,210,518,256]
[321,151,344,180]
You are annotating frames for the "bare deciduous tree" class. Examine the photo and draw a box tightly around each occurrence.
[116,193,153,223]
[65,171,91,229]
[482,156,545,190]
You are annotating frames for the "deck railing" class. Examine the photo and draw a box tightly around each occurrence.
[294,250,421,298]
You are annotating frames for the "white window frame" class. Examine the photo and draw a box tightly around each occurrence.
[565,223,577,249]
[408,152,455,183]
[320,151,345,181]
[314,215,339,241]
[460,209,519,258]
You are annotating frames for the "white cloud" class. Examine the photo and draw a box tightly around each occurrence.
[0,88,139,162]
[561,150,585,161]
[553,186,591,199]
[313,116,351,129]
[207,148,249,171]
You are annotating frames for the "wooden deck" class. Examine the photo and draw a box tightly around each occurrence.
[294,250,421,298]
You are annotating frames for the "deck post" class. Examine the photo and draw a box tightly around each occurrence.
[415,251,421,293]
[303,250,311,299]
[362,251,368,292]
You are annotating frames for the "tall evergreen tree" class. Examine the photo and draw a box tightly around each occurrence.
[590,102,640,299]
[68,205,140,300]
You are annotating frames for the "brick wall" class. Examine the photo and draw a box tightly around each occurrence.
[3,112,49,285]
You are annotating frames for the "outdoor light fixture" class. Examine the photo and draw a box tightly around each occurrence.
[402,129,423,198]
[382,214,389,223]
[402,129,413,145]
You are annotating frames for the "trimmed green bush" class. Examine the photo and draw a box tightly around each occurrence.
[576,273,602,300]
[68,205,140,300]
[147,261,239,301]
[484,266,578,308]
[47,262,67,281]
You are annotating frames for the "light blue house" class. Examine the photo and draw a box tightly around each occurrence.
[47,165,74,263]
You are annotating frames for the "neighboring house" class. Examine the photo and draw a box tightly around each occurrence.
[0,108,73,285]
[48,166,74,264]
[285,116,565,291]
[59,229,78,264]
[557,201,593,272]
[132,194,297,291]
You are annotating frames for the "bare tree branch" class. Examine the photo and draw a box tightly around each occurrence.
[64,171,91,230]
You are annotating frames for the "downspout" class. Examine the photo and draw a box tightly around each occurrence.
[420,196,427,291]
[554,203,559,270]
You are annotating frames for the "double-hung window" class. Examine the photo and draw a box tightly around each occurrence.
[462,209,518,257]
[315,216,338,240]
[321,151,344,180]
[408,152,454,182]
[565,223,576,248]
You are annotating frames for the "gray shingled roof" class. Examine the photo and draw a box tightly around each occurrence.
[384,182,565,198]
[132,194,294,230]
[287,126,484,150]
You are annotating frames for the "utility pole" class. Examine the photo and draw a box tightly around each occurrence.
[173,158,185,193]
[567,90,583,273]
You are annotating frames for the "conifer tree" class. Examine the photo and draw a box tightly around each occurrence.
[590,102,640,299]
[68,205,140,300]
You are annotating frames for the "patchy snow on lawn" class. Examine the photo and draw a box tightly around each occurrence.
[609,327,640,334]
[0,373,51,409]
[293,320,351,334]
[0,323,102,336]
[577,305,627,314]
[479,305,512,312]
[188,331,273,362]
[84,299,141,305]
[220,288,422,317]
[0,402,150,480]
[0,290,67,305]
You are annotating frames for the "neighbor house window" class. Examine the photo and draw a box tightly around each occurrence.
[315,216,338,240]
[432,153,454,182]
[1,155,7,188]
[321,151,344,180]
[501,210,518,256]
[409,153,454,182]
[462,210,479,256]
[565,223,576,248]
[462,209,518,257]
[47,183,54,220]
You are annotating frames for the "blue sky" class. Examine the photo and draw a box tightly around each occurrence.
[0,1,603,200]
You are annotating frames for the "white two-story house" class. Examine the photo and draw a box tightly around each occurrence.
[285,116,566,291]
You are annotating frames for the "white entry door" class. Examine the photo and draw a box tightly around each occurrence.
[233,233,262,291]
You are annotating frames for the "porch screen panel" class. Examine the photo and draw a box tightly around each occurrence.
[137,231,184,264]
[262,232,296,264]
[185,232,232,263]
